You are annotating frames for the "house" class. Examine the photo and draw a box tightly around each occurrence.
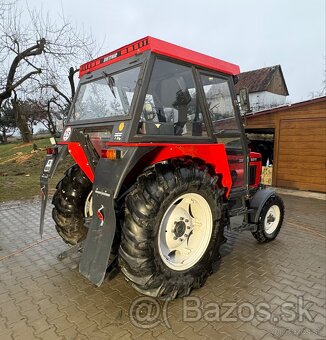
[235,65,289,111]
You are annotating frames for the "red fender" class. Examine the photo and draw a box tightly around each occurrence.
[106,142,232,196]
[58,142,94,182]
[59,142,233,197]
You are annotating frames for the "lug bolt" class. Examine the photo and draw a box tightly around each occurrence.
[173,236,177,240]
[184,234,188,238]
[187,226,190,229]
[180,238,183,242]
[185,219,189,222]
[180,217,184,220]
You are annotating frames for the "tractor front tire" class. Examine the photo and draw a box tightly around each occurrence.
[119,160,225,300]
[252,195,284,243]
[52,164,92,245]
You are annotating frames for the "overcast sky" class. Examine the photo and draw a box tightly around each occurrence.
[25,0,325,103]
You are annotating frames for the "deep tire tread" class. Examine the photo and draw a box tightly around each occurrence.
[52,164,92,245]
[119,160,225,300]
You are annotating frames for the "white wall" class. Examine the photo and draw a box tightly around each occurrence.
[237,91,287,112]
[249,91,286,111]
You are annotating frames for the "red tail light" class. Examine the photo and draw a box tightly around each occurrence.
[101,149,121,159]
[46,147,58,155]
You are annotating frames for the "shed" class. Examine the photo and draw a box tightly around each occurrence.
[245,96,326,193]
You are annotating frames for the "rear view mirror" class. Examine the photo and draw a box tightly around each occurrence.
[239,88,251,113]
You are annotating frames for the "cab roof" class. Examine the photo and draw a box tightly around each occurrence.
[79,36,240,78]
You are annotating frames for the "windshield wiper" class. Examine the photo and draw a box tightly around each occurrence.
[103,72,117,98]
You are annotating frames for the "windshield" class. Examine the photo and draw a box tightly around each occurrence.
[69,66,141,121]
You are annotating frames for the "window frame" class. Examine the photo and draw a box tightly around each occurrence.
[70,65,141,122]
[130,54,215,143]
[66,52,149,128]
[197,70,242,137]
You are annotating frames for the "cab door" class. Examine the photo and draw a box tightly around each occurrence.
[199,72,246,191]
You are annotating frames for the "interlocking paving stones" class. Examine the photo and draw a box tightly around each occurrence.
[0,195,325,339]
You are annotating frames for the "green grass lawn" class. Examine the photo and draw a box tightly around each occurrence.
[0,138,73,202]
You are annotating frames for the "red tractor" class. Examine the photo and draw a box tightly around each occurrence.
[40,37,284,300]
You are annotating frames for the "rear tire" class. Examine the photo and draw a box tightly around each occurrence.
[252,195,284,243]
[52,164,92,245]
[119,160,225,300]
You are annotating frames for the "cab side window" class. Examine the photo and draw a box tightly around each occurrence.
[138,59,208,137]
[200,74,238,133]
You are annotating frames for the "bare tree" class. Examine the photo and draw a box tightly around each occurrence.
[321,55,326,97]
[0,1,45,108]
[0,0,99,141]
[33,88,68,136]
[309,56,326,99]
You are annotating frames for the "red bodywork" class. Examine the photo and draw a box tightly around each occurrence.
[249,152,262,188]
[60,141,262,197]
[61,141,233,196]
[227,152,262,188]
[79,36,240,78]
[64,142,95,182]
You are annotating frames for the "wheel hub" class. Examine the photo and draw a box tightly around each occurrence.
[174,220,187,238]
[264,205,281,234]
[267,213,275,223]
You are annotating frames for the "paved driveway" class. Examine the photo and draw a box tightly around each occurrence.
[0,194,325,339]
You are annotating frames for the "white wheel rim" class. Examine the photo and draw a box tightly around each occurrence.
[264,205,280,234]
[158,193,213,271]
[84,191,93,217]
